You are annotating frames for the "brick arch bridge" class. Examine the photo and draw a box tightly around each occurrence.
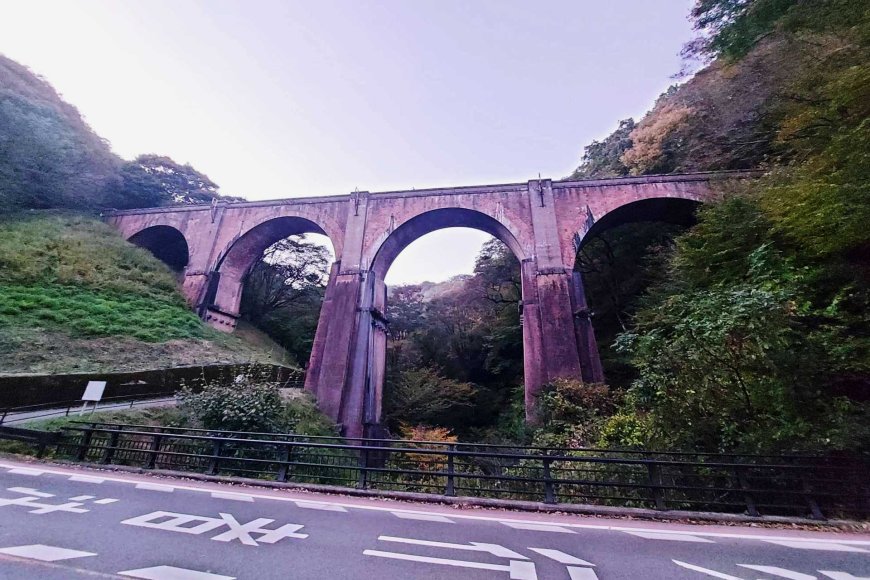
[106,171,747,437]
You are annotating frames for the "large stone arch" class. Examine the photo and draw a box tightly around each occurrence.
[127,225,190,273]
[574,196,701,251]
[206,216,337,330]
[369,207,528,277]
[318,207,529,439]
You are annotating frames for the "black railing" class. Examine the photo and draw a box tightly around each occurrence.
[52,422,870,520]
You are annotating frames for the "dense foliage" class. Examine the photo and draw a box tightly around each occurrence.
[556,0,870,454]
[0,54,238,211]
[177,365,337,435]
[239,235,331,366]
[382,239,524,438]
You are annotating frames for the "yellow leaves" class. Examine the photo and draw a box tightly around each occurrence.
[621,104,693,175]
[399,424,457,444]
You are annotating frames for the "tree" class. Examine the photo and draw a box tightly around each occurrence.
[110,154,243,207]
[0,55,119,211]
[241,236,330,324]
[239,235,331,365]
[383,367,477,430]
[570,119,635,179]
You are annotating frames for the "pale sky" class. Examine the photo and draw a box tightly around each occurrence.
[0,0,695,285]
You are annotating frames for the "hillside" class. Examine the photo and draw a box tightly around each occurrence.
[0,211,293,374]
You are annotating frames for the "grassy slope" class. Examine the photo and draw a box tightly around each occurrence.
[0,211,294,373]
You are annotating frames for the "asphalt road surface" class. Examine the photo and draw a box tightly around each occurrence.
[0,458,867,580]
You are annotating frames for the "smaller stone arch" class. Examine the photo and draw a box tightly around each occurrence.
[207,216,337,328]
[127,225,189,272]
[216,216,333,280]
[369,207,527,278]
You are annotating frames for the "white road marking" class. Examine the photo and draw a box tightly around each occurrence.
[765,540,868,553]
[528,548,594,566]
[820,572,870,580]
[392,511,454,523]
[135,482,174,493]
[7,487,53,498]
[3,462,870,547]
[567,568,600,580]
[363,550,538,579]
[501,522,576,534]
[119,565,235,579]
[294,501,347,512]
[7,468,43,476]
[378,535,528,559]
[738,564,815,579]
[210,492,254,502]
[122,510,308,546]
[0,544,96,562]
[0,490,88,514]
[70,495,95,501]
[626,531,715,543]
[673,560,743,579]
[93,498,119,504]
[69,475,105,483]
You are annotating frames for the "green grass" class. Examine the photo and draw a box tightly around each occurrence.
[0,211,296,372]
[0,211,182,299]
[0,284,206,341]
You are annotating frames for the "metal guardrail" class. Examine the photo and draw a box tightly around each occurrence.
[52,422,870,520]
[0,393,176,425]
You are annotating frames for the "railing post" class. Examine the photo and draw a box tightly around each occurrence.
[277,443,292,482]
[734,466,759,517]
[1,409,8,425]
[207,439,223,475]
[358,448,369,490]
[647,462,667,510]
[102,426,122,465]
[146,428,164,469]
[542,455,556,504]
[75,426,94,462]
[445,445,456,497]
[802,477,825,520]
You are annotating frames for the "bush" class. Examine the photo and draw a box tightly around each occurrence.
[532,379,622,448]
[178,369,286,433]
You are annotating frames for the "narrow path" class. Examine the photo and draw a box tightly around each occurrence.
[1,398,175,426]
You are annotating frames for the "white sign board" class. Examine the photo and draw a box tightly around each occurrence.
[81,381,107,402]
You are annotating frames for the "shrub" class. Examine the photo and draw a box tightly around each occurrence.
[177,368,286,433]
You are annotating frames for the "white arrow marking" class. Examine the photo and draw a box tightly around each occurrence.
[378,535,528,559]
[766,541,868,553]
[391,511,454,523]
[364,550,537,580]
[6,487,52,498]
[0,544,96,562]
[738,565,816,579]
[819,573,870,580]
[528,548,594,566]
[673,560,745,579]
[627,531,714,543]
[502,522,576,533]
[567,568,600,580]
[119,565,235,579]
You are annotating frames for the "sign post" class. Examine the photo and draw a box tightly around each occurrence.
[80,381,107,415]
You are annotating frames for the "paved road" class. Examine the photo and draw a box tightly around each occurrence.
[0,459,867,580]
